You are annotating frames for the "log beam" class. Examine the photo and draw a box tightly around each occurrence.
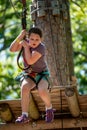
[0,87,87,121]
[0,118,87,130]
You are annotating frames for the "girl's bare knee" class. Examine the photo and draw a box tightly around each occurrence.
[21,78,35,91]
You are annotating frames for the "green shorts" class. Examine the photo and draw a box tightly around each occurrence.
[15,70,50,85]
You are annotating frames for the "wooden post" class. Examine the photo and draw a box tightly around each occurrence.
[29,94,40,120]
[0,103,13,122]
[65,88,80,117]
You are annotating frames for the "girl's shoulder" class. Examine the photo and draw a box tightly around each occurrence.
[35,43,45,55]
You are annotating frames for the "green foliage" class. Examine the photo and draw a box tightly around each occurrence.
[0,50,21,99]
[0,0,32,99]
[0,0,32,51]
[70,0,87,94]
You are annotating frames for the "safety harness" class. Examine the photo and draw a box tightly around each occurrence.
[15,70,50,89]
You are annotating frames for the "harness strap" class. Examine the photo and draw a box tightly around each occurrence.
[28,71,50,89]
[36,71,50,88]
[36,72,49,88]
[15,70,50,90]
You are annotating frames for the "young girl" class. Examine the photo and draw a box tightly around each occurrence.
[10,27,54,123]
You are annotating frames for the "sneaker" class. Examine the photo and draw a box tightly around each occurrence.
[15,114,30,123]
[45,108,54,123]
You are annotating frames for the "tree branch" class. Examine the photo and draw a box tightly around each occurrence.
[71,0,85,14]
[74,51,87,59]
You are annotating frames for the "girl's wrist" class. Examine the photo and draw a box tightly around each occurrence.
[20,30,26,38]
[16,30,26,42]
[15,38,20,43]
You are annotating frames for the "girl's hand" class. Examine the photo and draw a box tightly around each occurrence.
[20,40,29,48]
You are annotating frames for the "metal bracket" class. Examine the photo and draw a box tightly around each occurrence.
[30,5,36,21]
[30,0,68,19]
[37,0,45,17]
[62,3,68,20]
[51,0,60,16]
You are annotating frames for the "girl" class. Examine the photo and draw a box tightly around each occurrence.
[10,27,54,123]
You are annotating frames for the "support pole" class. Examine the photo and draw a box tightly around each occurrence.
[0,103,13,122]
[29,94,40,120]
[65,87,80,117]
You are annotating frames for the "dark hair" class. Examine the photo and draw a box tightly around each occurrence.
[28,27,42,38]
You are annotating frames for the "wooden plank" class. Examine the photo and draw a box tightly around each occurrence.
[0,118,87,130]
[0,87,87,121]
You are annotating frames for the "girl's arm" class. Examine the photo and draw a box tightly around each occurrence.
[9,30,26,52]
[24,47,42,65]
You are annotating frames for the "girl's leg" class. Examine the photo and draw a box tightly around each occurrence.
[15,78,35,123]
[21,78,36,114]
[38,79,54,123]
[38,79,52,109]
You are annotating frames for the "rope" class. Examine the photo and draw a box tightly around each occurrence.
[16,0,30,70]
[9,0,30,70]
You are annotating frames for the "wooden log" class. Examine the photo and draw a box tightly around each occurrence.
[0,87,87,122]
[65,88,80,117]
[0,103,13,122]
[29,94,40,120]
[0,94,40,122]
[0,118,87,130]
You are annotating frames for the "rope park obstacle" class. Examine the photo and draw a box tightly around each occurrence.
[0,0,87,129]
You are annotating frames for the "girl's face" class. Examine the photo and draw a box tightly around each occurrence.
[29,33,42,48]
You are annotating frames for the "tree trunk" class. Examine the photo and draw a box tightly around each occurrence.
[30,0,80,117]
[31,0,74,86]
